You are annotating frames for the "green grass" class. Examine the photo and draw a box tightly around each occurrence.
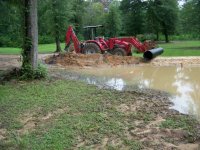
[160,116,197,130]
[0,79,199,149]
[0,47,21,55]
[160,115,199,142]
[132,40,200,57]
[158,41,200,56]
[0,79,142,150]
[0,40,200,56]
[0,43,66,55]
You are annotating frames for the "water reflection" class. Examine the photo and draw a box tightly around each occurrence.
[50,65,200,120]
[105,78,126,90]
[170,67,200,118]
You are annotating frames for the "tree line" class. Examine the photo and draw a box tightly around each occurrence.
[0,0,200,50]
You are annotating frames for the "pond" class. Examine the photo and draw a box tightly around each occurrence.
[50,65,200,120]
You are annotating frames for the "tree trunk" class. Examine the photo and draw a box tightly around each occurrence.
[164,30,169,43]
[22,0,38,69]
[52,0,61,52]
[55,36,61,52]
[156,31,159,41]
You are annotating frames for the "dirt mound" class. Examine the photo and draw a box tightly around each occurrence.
[45,53,142,68]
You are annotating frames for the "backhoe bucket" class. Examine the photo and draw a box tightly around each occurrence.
[143,48,164,60]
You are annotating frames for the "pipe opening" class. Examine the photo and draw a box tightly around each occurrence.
[143,51,153,60]
[143,48,164,60]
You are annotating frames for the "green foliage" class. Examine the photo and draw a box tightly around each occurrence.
[180,0,200,36]
[147,0,178,42]
[0,0,200,48]
[137,34,157,42]
[104,3,122,37]
[83,2,105,26]
[20,63,48,80]
[120,0,145,36]
[38,0,74,51]
[0,64,47,82]
[0,1,22,47]
[39,35,54,44]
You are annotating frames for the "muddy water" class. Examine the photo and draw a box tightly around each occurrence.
[50,65,200,119]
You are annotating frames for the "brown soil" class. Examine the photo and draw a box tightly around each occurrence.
[0,55,21,70]
[17,107,68,135]
[45,53,142,68]
[0,129,7,140]
[45,53,200,68]
[0,54,52,71]
[1,54,200,71]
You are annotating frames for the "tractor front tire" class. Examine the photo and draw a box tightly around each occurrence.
[82,43,101,54]
[112,48,126,56]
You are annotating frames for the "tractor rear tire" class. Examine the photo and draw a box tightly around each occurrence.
[112,48,126,56]
[82,43,101,54]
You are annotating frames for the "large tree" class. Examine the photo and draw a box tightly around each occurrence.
[83,1,105,26]
[70,0,85,35]
[22,0,38,69]
[105,3,122,37]
[39,0,73,52]
[5,0,38,71]
[120,0,146,36]
[147,0,178,42]
[180,0,200,36]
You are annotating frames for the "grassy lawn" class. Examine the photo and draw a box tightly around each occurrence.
[0,80,142,149]
[132,40,200,57]
[0,41,200,56]
[158,41,200,56]
[0,43,66,55]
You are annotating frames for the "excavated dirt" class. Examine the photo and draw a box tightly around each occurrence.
[1,54,200,71]
[45,53,142,68]
[45,53,200,68]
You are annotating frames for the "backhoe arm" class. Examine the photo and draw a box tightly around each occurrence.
[65,26,81,53]
[120,37,155,53]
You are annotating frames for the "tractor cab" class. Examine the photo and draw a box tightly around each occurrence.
[83,25,104,40]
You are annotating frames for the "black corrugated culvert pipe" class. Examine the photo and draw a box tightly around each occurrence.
[143,48,164,60]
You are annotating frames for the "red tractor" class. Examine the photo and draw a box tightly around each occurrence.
[65,25,163,59]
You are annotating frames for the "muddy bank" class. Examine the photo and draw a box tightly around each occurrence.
[0,81,200,149]
[151,57,200,66]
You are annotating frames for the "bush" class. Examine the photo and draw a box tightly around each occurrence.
[0,36,21,47]
[158,34,200,41]
[39,35,54,44]
[136,34,157,42]
[20,63,48,80]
